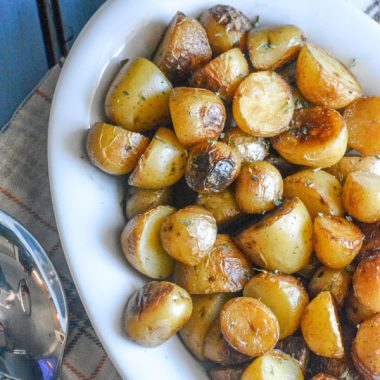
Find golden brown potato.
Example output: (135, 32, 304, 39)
(179, 293, 232, 360)
(233, 71, 294, 137)
(352, 313, 380, 379)
(311, 374, 337, 380)
(153, 12, 211, 83)
(120, 205, 176, 279)
(346, 290, 376, 325)
(235, 161, 283, 214)
(199, 5, 251, 55)
(283, 169, 344, 219)
(221, 297, 280, 357)
(272, 107, 348, 168)
(169, 87, 226, 147)
(160, 205, 217, 266)
(313, 215, 364, 268)
(276, 336, 310, 373)
(243, 273, 309, 339)
(247, 25, 305, 70)
(301, 291, 344, 359)
(125, 186, 173, 220)
(296, 43, 363, 109)
(124, 281, 192, 347)
(209, 365, 247, 380)
(86, 122, 149, 175)
(236, 197, 313, 274)
(129, 127, 187, 189)
(185, 141, 241, 194)
(105, 58, 172, 132)
(344, 97, 380, 156)
(191, 48, 249, 103)
(173, 234, 252, 294)
(343, 171, 380, 223)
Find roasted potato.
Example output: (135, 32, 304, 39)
(185, 141, 241, 194)
(247, 25, 305, 70)
(199, 5, 251, 55)
(233, 71, 294, 137)
(235, 161, 283, 214)
(153, 12, 211, 83)
(221, 297, 280, 357)
(120, 205, 176, 279)
(311, 374, 337, 380)
(125, 186, 173, 220)
(301, 291, 344, 358)
(241, 351, 304, 380)
(344, 96, 380, 156)
(272, 107, 348, 168)
(346, 290, 376, 325)
(209, 365, 247, 380)
(129, 127, 187, 189)
(276, 336, 310, 373)
(124, 281, 192, 347)
(343, 171, 380, 223)
(160, 205, 217, 266)
(236, 197, 313, 274)
(86, 122, 149, 175)
(283, 169, 344, 219)
(296, 43, 363, 109)
(169, 87, 226, 147)
(313, 215, 364, 268)
(191, 47, 249, 103)
(243, 273, 309, 339)
(105, 58, 172, 132)
(173, 234, 252, 294)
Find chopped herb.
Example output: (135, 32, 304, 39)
(294, 98, 303, 109)
(181, 220, 192, 226)
(139, 93, 146, 101)
(238, 73, 248, 78)
(219, 132, 225, 139)
(339, 368, 350, 378)
(122, 90, 129, 96)
(274, 198, 282, 206)
(349, 58, 358, 68)
(208, 140, 217, 146)
(253, 267, 267, 274)
(313, 167, 321, 172)
(345, 215, 353, 222)
(253, 15, 260, 28)
(376, 155, 380, 160)
(188, 111, 192, 118)
(302, 127, 308, 135)
(258, 42, 277, 50)
(120, 58, 130, 66)
(283, 102, 293, 113)
(251, 174, 259, 181)
(304, 180, 313, 187)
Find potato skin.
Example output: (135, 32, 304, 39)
(346, 289, 376, 325)
(124, 281, 192, 347)
(276, 336, 310, 373)
(105, 58, 172, 132)
(153, 12, 211, 83)
(86, 122, 149, 175)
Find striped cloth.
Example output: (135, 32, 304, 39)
(0, 1, 378, 379)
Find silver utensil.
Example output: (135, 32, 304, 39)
(0, 209, 68, 380)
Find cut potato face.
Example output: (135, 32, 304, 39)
(221, 297, 280, 357)
(236, 197, 313, 274)
(173, 234, 252, 294)
(344, 96, 380, 156)
(343, 171, 380, 223)
(86, 122, 149, 175)
(120, 205, 176, 279)
(124, 281, 192, 347)
(272, 107, 348, 168)
(129, 127, 187, 189)
(105, 58, 172, 132)
(247, 25, 305, 71)
(276, 336, 310, 373)
(296, 43, 363, 109)
(233, 71, 294, 137)
(301, 291, 344, 358)
(169, 87, 226, 147)
(243, 273, 309, 339)
(283, 169, 344, 219)
(313, 215, 363, 268)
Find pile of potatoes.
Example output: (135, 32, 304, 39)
(86, 4, 380, 380)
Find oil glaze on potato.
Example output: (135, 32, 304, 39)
(105, 58, 172, 132)
(221, 297, 280, 357)
(124, 281, 192, 347)
(296, 43, 363, 109)
(236, 197, 313, 274)
(272, 107, 348, 168)
(233, 71, 294, 137)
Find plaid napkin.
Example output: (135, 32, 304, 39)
(0, 1, 378, 379)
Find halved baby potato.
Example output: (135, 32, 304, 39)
(86, 122, 149, 175)
(283, 169, 344, 219)
(105, 57, 172, 132)
(296, 43, 363, 109)
(221, 297, 280, 357)
(236, 197, 313, 274)
(233, 71, 294, 137)
(129, 127, 187, 189)
(120, 205, 176, 279)
(272, 107, 348, 168)
(247, 25, 305, 70)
